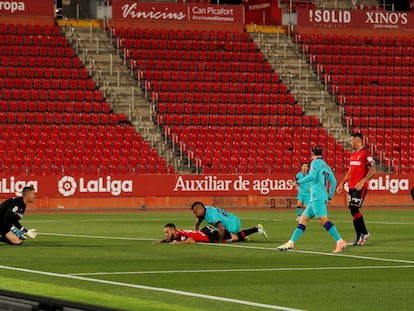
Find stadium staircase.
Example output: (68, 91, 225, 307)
(251, 31, 350, 145)
(62, 23, 189, 172)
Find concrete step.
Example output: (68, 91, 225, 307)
(64, 25, 196, 173)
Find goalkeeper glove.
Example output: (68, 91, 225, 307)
(21, 227, 38, 239)
(26, 229, 38, 239)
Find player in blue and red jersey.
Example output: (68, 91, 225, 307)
(336, 133, 376, 246)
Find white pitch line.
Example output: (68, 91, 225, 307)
(39, 232, 154, 241)
(0, 264, 307, 311)
(68, 265, 414, 276)
(200, 242, 414, 264)
(40, 232, 414, 265)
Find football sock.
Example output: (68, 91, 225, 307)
(352, 211, 368, 237)
(323, 221, 341, 242)
(350, 207, 362, 239)
(290, 224, 306, 242)
(296, 206, 302, 217)
(236, 227, 259, 241)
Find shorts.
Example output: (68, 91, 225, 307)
(200, 227, 232, 242)
(348, 188, 368, 208)
(297, 192, 310, 206)
(303, 192, 328, 219)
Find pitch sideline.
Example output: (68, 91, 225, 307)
(0, 264, 306, 311)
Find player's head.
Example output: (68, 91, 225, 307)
(350, 132, 363, 149)
(164, 223, 177, 241)
(191, 201, 206, 218)
(300, 162, 309, 173)
(311, 145, 323, 157)
(22, 185, 36, 203)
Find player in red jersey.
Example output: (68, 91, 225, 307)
(156, 223, 267, 244)
(336, 133, 376, 246)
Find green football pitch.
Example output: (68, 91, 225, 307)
(0, 208, 413, 311)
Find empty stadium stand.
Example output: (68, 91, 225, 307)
(298, 32, 414, 174)
(0, 23, 174, 175)
(111, 27, 350, 174)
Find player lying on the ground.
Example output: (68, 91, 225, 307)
(155, 223, 267, 244)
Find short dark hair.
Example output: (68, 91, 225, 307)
(191, 201, 205, 210)
(351, 132, 363, 140)
(311, 145, 323, 156)
(22, 186, 35, 195)
(164, 223, 177, 229)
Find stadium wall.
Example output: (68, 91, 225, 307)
(0, 174, 411, 209)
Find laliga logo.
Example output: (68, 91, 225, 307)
(58, 176, 77, 197)
(58, 176, 133, 197)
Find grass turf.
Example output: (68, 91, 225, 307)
(0, 209, 413, 311)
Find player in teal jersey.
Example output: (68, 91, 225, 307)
(294, 162, 310, 221)
(277, 146, 347, 254)
(191, 202, 267, 243)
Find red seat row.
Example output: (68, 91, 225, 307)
(0, 55, 82, 68)
(157, 114, 317, 127)
(0, 35, 68, 47)
(153, 91, 295, 105)
(1, 89, 104, 101)
(0, 77, 96, 90)
(0, 112, 123, 125)
(297, 33, 414, 47)
(146, 81, 287, 94)
(127, 48, 265, 63)
(0, 45, 74, 57)
(118, 38, 257, 52)
(338, 95, 412, 107)
(0, 24, 61, 36)
(134, 59, 272, 73)
(306, 44, 411, 57)
(142, 70, 279, 84)
(112, 27, 250, 42)
(0, 66, 89, 79)
(156, 103, 302, 116)
(0, 100, 111, 113)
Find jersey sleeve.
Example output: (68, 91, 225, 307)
(365, 150, 376, 168)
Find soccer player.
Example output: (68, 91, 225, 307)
(336, 132, 376, 246)
(0, 186, 38, 245)
(294, 162, 310, 221)
(157, 223, 267, 244)
(191, 201, 267, 242)
(277, 146, 347, 254)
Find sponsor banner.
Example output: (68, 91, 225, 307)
(0, 174, 411, 197)
(297, 8, 414, 29)
(112, 0, 244, 24)
(0, 0, 54, 16)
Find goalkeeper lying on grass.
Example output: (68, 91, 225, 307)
(0, 186, 38, 245)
